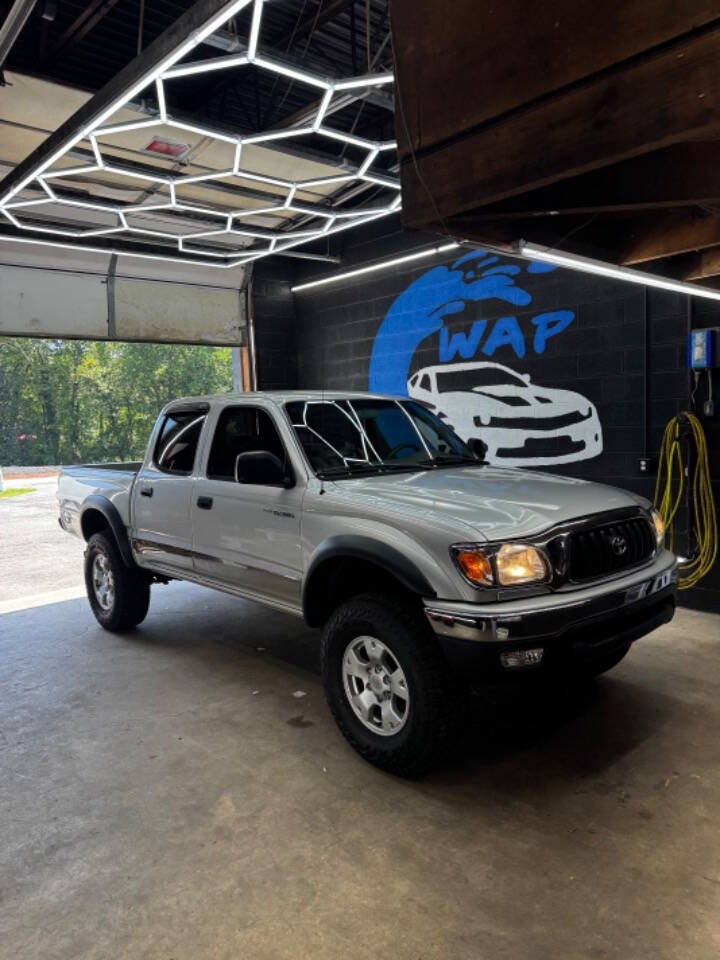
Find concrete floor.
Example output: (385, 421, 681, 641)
(2, 490, 720, 959)
(0, 478, 84, 605)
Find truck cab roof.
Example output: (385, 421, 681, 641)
(164, 390, 405, 411)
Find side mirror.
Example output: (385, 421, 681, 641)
(235, 451, 293, 487)
(469, 437, 488, 462)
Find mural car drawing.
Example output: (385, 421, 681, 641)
(369, 248, 604, 468)
(407, 361, 603, 467)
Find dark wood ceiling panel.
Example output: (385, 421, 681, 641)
(391, 0, 720, 284)
(392, 0, 720, 157)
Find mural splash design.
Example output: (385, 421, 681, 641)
(368, 249, 603, 467)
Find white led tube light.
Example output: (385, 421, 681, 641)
(334, 73, 394, 90)
(0, 0, 401, 269)
(247, 0, 263, 60)
(292, 243, 459, 292)
(1, 0, 254, 204)
(520, 243, 720, 303)
(162, 53, 249, 79)
(252, 55, 331, 90)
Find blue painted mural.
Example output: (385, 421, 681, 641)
(368, 249, 603, 467)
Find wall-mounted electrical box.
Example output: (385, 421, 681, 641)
(689, 328, 718, 369)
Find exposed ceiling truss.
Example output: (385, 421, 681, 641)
(0, 0, 399, 268)
(0, 0, 38, 71)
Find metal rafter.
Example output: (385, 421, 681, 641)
(42, 0, 122, 64)
(0, 0, 38, 70)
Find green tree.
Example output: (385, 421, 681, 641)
(0, 338, 233, 466)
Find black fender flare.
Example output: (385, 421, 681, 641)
(80, 495, 135, 567)
(302, 535, 436, 625)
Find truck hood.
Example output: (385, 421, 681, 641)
(329, 465, 648, 541)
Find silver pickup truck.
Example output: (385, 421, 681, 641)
(58, 391, 677, 776)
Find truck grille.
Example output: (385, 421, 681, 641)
(568, 516, 655, 582)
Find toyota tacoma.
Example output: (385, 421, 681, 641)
(57, 391, 677, 776)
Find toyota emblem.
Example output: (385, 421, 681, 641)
(611, 535, 628, 556)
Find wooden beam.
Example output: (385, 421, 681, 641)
(642, 259, 720, 287)
(685, 246, 720, 279)
(621, 211, 720, 264)
(391, 0, 720, 158)
(463, 144, 720, 220)
(399, 25, 720, 232)
(669, 273, 720, 290)
(651, 248, 720, 280)
(442, 212, 622, 263)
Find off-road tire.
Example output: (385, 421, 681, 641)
(321, 593, 456, 778)
(84, 532, 150, 631)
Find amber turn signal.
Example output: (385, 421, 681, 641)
(454, 549, 494, 586)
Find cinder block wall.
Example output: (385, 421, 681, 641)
(251, 259, 297, 390)
(252, 218, 719, 613)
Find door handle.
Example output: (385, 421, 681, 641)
(197, 496, 213, 510)
(139, 486, 153, 498)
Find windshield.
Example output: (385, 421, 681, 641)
(436, 367, 527, 392)
(285, 398, 478, 478)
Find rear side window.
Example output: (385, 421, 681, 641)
(154, 411, 205, 475)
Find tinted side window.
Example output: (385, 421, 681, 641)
(154, 412, 205, 475)
(207, 406, 288, 482)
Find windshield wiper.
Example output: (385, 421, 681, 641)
(416, 455, 485, 468)
(316, 460, 434, 480)
(377, 461, 434, 471)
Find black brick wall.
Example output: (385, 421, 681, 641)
(254, 218, 719, 613)
(251, 259, 297, 390)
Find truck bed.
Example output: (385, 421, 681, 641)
(57, 463, 141, 538)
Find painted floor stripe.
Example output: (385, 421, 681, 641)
(0, 585, 86, 615)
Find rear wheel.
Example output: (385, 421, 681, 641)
(321, 593, 456, 778)
(84, 532, 150, 631)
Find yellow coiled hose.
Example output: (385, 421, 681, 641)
(654, 412, 717, 590)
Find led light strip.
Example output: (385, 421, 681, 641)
(0, 0, 399, 268)
(519, 243, 720, 302)
(0, 232, 244, 268)
(291, 243, 460, 292)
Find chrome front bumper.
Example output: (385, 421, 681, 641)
(424, 551, 678, 646)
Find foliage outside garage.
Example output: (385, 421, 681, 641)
(0, 339, 233, 466)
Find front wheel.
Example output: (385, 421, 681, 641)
(84, 532, 150, 631)
(321, 593, 456, 778)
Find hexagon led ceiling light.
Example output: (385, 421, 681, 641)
(0, 0, 399, 269)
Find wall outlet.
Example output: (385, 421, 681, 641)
(638, 457, 654, 474)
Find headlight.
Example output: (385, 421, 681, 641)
(451, 543, 550, 587)
(650, 508, 665, 547)
(495, 543, 550, 586)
